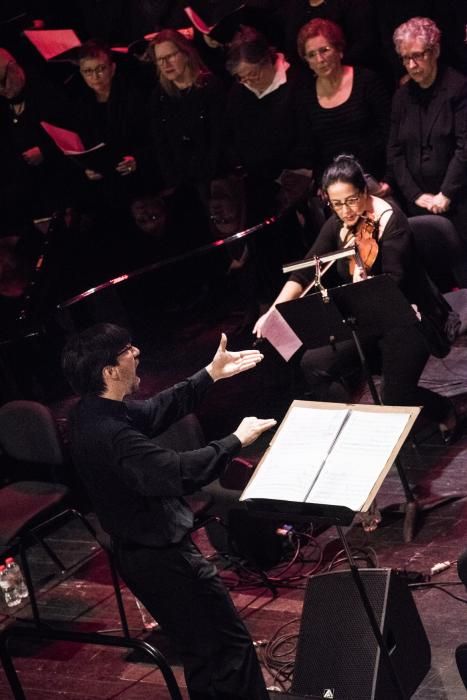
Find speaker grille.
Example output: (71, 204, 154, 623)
(292, 568, 430, 700)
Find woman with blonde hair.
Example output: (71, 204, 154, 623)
(150, 29, 225, 189)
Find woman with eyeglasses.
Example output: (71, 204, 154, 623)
(254, 154, 458, 439)
(387, 17, 467, 240)
(74, 40, 150, 186)
(296, 18, 390, 194)
(149, 29, 226, 192)
(281, 0, 377, 69)
(223, 25, 313, 190)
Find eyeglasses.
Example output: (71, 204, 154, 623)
(0, 61, 13, 91)
(400, 48, 432, 65)
(304, 46, 334, 61)
(80, 63, 111, 78)
(234, 66, 262, 83)
(329, 193, 361, 210)
(116, 343, 134, 358)
(156, 49, 180, 65)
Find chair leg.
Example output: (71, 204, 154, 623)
(32, 532, 67, 573)
(19, 541, 41, 630)
(69, 509, 97, 539)
(105, 550, 130, 637)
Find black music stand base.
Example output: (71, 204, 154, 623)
(345, 322, 465, 543)
(383, 494, 465, 543)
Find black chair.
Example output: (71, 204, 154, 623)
(408, 215, 467, 292)
(0, 400, 128, 633)
(155, 414, 283, 573)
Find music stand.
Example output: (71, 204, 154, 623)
(276, 274, 461, 542)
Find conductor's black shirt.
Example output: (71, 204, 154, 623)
(69, 369, 241, 547)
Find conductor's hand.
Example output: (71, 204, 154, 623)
(234, 417, 277, 447)
(206, 333, 264, 382)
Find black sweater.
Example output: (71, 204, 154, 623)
(298, 66, 390, 180)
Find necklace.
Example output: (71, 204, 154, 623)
(9, 101, 25, 124)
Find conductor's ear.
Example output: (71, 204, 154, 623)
(102, 364, 118, 383)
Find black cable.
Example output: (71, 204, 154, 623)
(410, 581, 467, 603)
(260, 618, 301, 691)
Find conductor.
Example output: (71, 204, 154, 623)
(62, 323, 275, 700)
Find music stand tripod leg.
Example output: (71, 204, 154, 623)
(336, 525, 408, 700)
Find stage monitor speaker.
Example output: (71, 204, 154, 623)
(292, 568, 431, 700)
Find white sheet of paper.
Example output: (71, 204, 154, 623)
(240, 406, 348, 502)
(305, 411, 410, 510)
(262, 307, 302, 361)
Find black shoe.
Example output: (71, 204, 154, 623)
(439, 408, 466, 445)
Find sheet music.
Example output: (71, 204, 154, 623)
(261, 307, 302, 361)
(305, 411, 410, 510)
(24, 29, 81, 60)
(40, 121, 85, 152)
(240, 406, 348, 502)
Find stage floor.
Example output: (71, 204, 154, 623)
(1, 309, 467, 699)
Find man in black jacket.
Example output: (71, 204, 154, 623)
(62, 323, 274, 700)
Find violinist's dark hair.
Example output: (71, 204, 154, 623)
(62, 323, 131, 396)
(321, 154, 367, 194)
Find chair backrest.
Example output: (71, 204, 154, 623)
(0, 400, 63, 465)
(154, 413, 205, 451)
(408, 215, 462, 291)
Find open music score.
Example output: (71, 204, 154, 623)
(240, 401, 420, 514)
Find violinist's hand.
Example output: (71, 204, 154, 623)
(253, 308, 273, 339)
(352, 264, 366, 283)
(85, 168, 104, 181)
(22, 146, 43, 166)
(430, 192, 450, 214)
(233, 416, 277, 447)
(206, 333, 264, 381)
(116, 155, 137, 176)
(414, 193, 435, 210)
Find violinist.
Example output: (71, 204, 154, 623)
(254, 154, 458, 438)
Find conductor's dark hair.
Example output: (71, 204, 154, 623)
(321, 154, 367, 194)
(61, 323, 131, 396)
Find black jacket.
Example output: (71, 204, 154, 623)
(387, 65, 467, 208)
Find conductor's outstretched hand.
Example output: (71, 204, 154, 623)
(234, 416, 277, 447)
(206, 333, 264, 382)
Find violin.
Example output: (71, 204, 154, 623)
(345, 215, 379, 277)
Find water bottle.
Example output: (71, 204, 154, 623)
(0, 564, 21, 607)
(4, 557, 28, 599)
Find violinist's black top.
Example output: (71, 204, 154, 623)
(289, 203, 446, 320)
